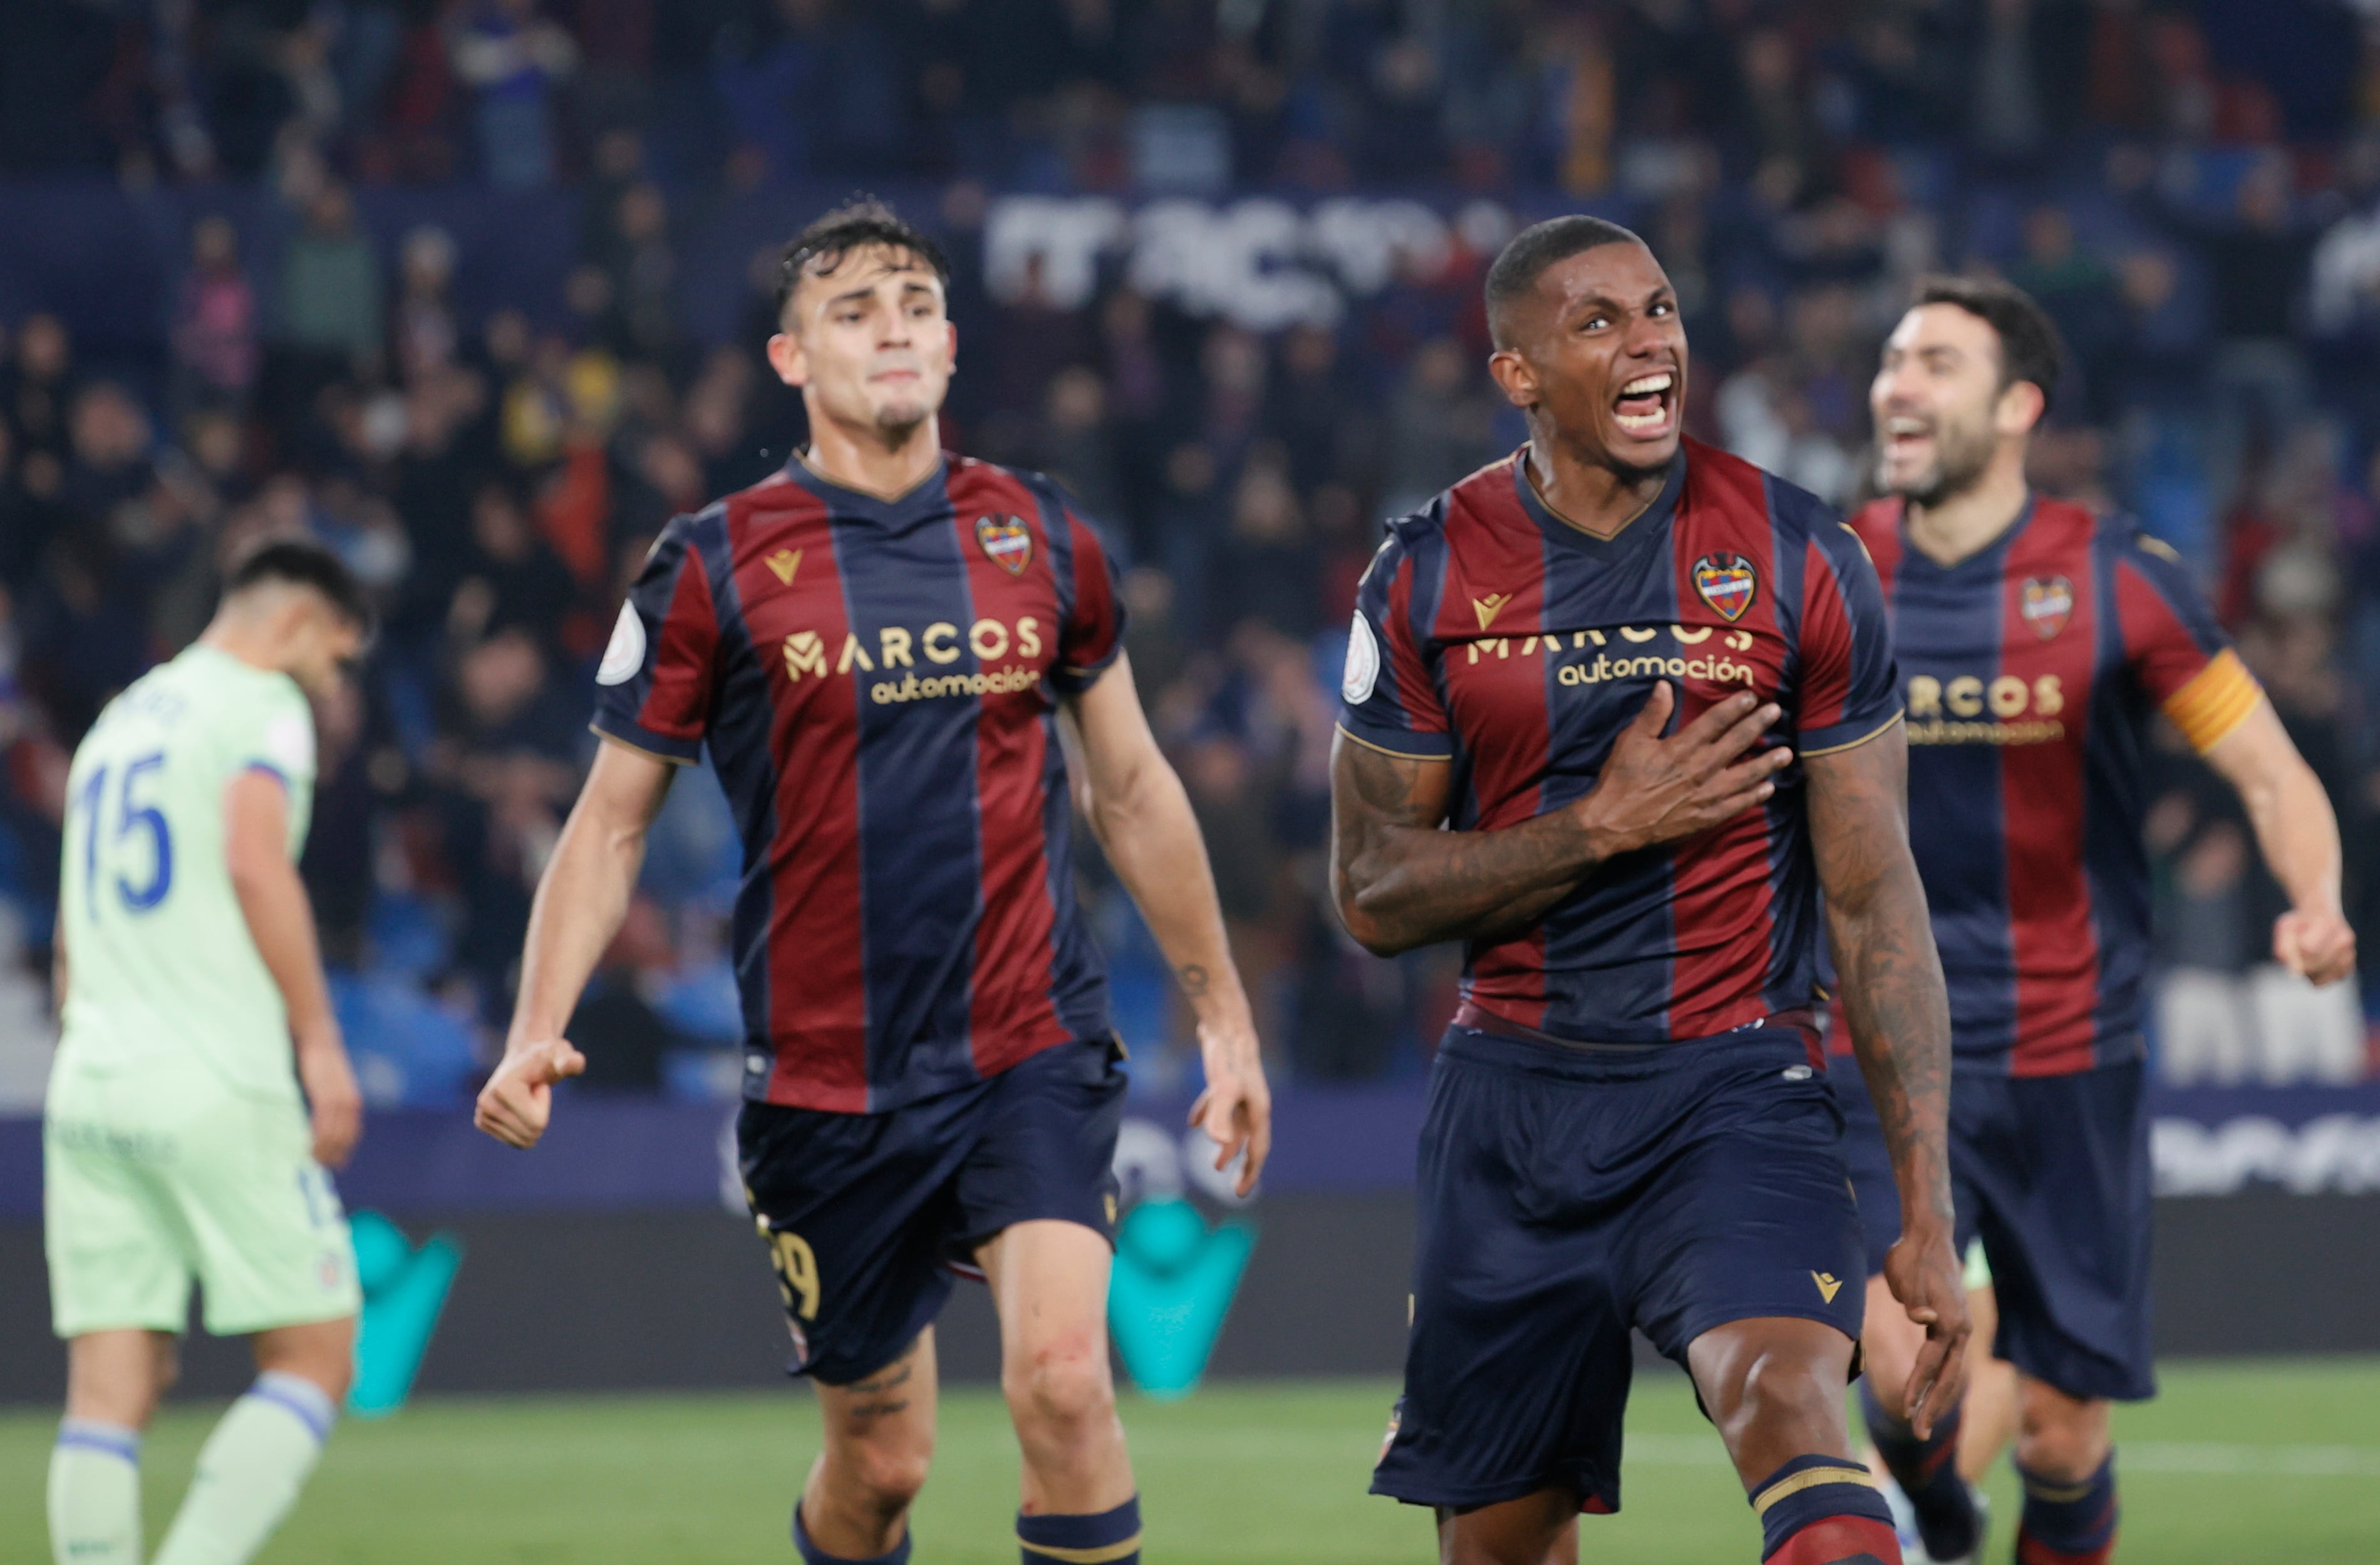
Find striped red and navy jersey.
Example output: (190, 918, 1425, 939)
(1841, 493, 2258, 1077)
(592, 454, 1127, 1113)
(1338, 438, 1901, 1046)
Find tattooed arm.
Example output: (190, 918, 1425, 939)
(1331, 684, 1791, 956)
(1062, 653, 1270, 1194)
(1806, 724, 1970, 1435)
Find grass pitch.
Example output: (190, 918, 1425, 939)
(5, 1361, 2378, 1562)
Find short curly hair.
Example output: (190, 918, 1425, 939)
(773, 198, 950, 326)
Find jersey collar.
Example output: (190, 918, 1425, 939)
(784, 449, 951, 527)
(1511, 447, 1687, 562)
(1899, 490, 2038, 576)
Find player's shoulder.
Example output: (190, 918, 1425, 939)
(1682, 437, 1846, 550)
(2020, 494, 2185, 579)
(1843, 495, 1903, 551)
(652, 492, 736, 552)
(2091, 510, 2208, 614)
(945, 451, 1053, 505)
(1387, 450, 1526, 557)
(947, 453, 1121, 552)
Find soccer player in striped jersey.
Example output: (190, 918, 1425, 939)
(46, 538, 370, 1565)
(1333, 216, 1969, 1565)
(1836, 277, 2356, 1565)
(473, 201, 1270, 1565)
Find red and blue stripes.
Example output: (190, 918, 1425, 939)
(1848, 495, 2245, 1077)
(592, 456, 1120, 1113)
(1338, 439, 1898, 1047)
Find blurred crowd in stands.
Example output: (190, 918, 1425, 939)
(0, 0, 2375, 1104)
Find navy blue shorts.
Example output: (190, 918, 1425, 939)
(1372, 1024, 1866, 1516)
(737, 1037, 1125, 1387)
(1828, 1060, 1905, 1278)
(1831, 1057, 2155, 1403)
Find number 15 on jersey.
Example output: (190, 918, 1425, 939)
(73, 752, 176, 917)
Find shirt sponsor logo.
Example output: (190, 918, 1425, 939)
(1460, 624, 1764, 693)
(976, 514, 1034, 574)
(1692, 552, 1759, 621)
(1905, 672, 2066, 745)
(782, 617, 1047, 700)
(2021, 575, 2073, 639)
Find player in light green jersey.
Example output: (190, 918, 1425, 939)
(45, 537, 370, 1565)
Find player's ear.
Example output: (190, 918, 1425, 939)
(1996, 378, 2046, 438)
(945, 319, 958, 376)
(1487, 346, 1537, 410)
(766, 331, 808, 389)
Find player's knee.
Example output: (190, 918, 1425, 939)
(1004, 1330, 1115, 1440)
(1717, 1348, 1837, 1448)
(839, 1436, 932, 1513)
(254, 1323, 355, 1407)
(1858, 1336, 1913, 1409)
(2015, 1391, 2109, 1482)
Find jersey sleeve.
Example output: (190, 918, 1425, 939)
(234, 679, 318, 794)
(1794, 522, 1903, 755)
(1337, 530, 1454, 759)
(2114, 530, 2260, 753)
(591, 512, 721, 764)
(1051, 505, 1129, 694)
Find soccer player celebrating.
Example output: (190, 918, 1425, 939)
(46, 539, 371, 1565)
(473, 201, 1270, 1565)
(1333, 214, 1969, 1565)
(1839, 277, 2355, 1565)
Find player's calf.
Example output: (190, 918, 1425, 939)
(51, 1335, 163, 1565)
(2014, 1380, 2117, 1564)
(152, 1316, 352, 1565)
(1855, 1278, 1979, 1562)
(985, 1220, 1141, 1565)
(802, 1338, 937, 1565)
(1692, 1319, 1902, 1563)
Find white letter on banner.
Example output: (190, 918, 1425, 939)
(986, 196, 1125, 309)
(1309, 198, 1451, 295)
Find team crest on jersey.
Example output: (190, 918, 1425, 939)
(2020, 576, 2073, 640)
(1691, 552, 1759, 622)
(976, 514, 1033, 575)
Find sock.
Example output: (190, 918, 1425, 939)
(1018, 1495, 1142, 1565)
(1861, 1379, 1978, 1558)
(151, 1372, 336, 1565)
(792, 1503, 911, 1565)
(50, 1418, 143, 1565)
(1750, 1455, 1901, 1564)
(2016, 1452, 2118, 1565)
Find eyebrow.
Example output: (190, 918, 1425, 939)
(820, 276, 941, 309)
(1566, 284, 1675, 316)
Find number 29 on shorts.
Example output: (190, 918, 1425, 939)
(758, 1220, 820, 1322)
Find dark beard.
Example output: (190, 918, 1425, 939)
(1890, 424, 1993, 507)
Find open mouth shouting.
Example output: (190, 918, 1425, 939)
(1612, 368, 1679, 441)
